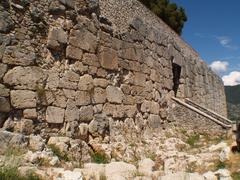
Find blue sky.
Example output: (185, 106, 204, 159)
(172, 0, 240, 86)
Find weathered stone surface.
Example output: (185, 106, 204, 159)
(49, 0, 66, 14)
(0, 130, 27, 149)
(3, 66, 47, 90)
(79, 105, 93, 122)
(0, 84, 9, 97)
(148, 114, 161, 128)
(0, 63, 7, 79)
(89, 114, 109, 137)
(66, 45, 83, 60)
(0, 10, 14, 33)
(47, 27, 67, 50)
(69, 28, 97, 53)
(138, 158, 155, 177)
(93, 87, 106, 104)
(0, 97, 10, 112)
(105, 162, 137, 180)
(93, 78, 109, 88)
(23, 109, 37, 119)
(106, 86, 124, 104)
(11, 90, 36, 109)
(78, 74, 94, 91)
(65, 99, 79, 122)
(46, 106, 65, 124)
(75, 91, 91, 106)
(2, 46, 36, 66)
(79, 123, 89, 138)
(29, 135, 45, 151)
(15, 119, 33, 135)
(99, 47, 118, 70)
(83, 53, 100, 67)
(134, 72, 146, 86)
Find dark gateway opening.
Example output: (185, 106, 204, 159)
(172, 62, 181, 97)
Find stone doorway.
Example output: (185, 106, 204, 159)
(172, 62, 181, 97)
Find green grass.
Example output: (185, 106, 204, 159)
(3, 146, 26, 157)
(91, 152, 108, 164)
(0, 167, 40, 180)
(186, 134, 200, 147)
(232, 172, 240, 180)
(48, 144, 69, 162)
(215, 160, 226, 170)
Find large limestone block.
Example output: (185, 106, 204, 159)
(134, 72, 146, 87)
(66, 45, 83, 60)
(78, 74, 93, 91)
(46, 106, 65, 124)
(75, 91, 91, 106)
(105, 162, 137, 180)
(10, 90, 36, 109)
(0, 97, 10, 112)
(47, 27, 67, 50)
(89, 114, 109, 137)
(23, 109, 37, 119)
(99, 47, 118, 70)
(106, 86, 124, 104)
(2, 46, 36, 66)
(3, 66, 47, 90)
(148, 114, 161, 129)
(79, 105, 93, 122)
(65, 99, 79, 122)
(69, 28, 97, 53)
(82, 53, 100, 67)
(93, 87, 106, 104)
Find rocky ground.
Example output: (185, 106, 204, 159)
(0, 127, 238, 180)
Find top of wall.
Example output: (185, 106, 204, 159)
(99, 0, 223, 83)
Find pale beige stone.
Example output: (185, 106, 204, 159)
(46, 106, 65, 124)
(11, 90, 36, 109)
(23, 109, 37, 119)
(75, 91, 91, 106)
(106, 86, 124, 104)
(79, 105, 94, 122)
(99, 47, 118, 70)
(78, 74, 94, 91)
(93, 87, 106, 104)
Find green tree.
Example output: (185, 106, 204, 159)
(139, 0, 187, 35)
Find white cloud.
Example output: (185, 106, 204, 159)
(210, 61, 229, 74)
(216, 36, 238, 50)
(222, 71, 240, 86)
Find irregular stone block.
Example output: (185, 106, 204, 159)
(0, 10, 14, 33)
(2, 46, 36, 66)
(148, 114, 161, 129)
(3, 66, 47, 90)
(75, 91, 91, 106)
(82, 53, 100, 67)
(23, 109, 37, 119)
(0, 84, 10, 97)
(93, 87, 106, 104)
(99, 47, 118, 70)
(134, 72, 146, 87)
(15, 119, 33, 135)
(78, 74, 94, 91)
(0, 97, 10, 112)
(106, 86, 124, 104)
(89, 114, 109, 137)
(46, 106, 65, 124)
(0, 63, 7, 79)
(66, 45, 83, 60)
(47, 27, 67, 50)
(93, 78, 109, 88)
(79, 105, 93, 122)
(69, 28, 97, 53)
(10, 90, 36, 109)
(65, 99, 79, 122)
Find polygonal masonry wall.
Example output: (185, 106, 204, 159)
(0, 0, 227, 138)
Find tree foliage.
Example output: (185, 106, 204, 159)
(139, 0, 187, 35)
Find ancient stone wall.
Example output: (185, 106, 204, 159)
(0, 0, 227, 138)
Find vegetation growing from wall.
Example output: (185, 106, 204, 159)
(139, 0, 187, 35)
